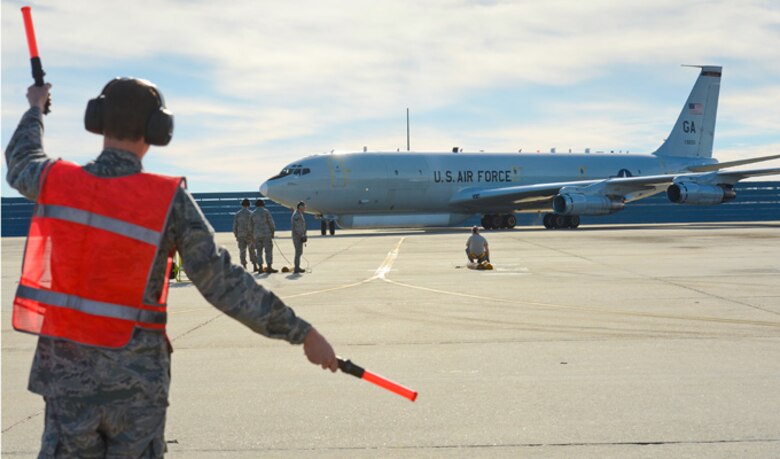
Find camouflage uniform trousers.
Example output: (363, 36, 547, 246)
(293, 236, 305, 270)
(236, 235, 257, 267)
(253, 236, 273, 268)
(38, 397, 166, 458)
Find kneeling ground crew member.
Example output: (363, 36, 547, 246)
(466, 225, 490, 263)
(6, 79, 337, 458)
(233, 198, 258, 271)
(292, 201, 307, 274)
(251, 199, 277, 273)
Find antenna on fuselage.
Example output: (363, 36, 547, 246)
(406, 107, 410, 151)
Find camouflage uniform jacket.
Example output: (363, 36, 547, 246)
(251, 207, 275, 239)
(291, 210, 307, 239)
(233, 207, 252, 237)
(4, 107, 311, 404)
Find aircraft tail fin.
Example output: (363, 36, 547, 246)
(652, 65, 721, 159)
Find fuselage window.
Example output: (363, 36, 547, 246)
(302, 168, 311, 175)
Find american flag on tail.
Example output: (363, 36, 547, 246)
(688, 103, 704, 115)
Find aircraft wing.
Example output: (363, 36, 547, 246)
(449, 167, 780, 212)
(687, 154, 780, 172)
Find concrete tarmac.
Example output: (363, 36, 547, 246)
(3, 222, 780, 458)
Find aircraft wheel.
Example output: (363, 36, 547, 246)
(543, 213, 554, 229)
(554, 214, 567, 229)
(481, 215, 491, 230)
(321, 221, 327, 235)
(504, 214, 517, 228)
(329, 220, 336, 235)
(490, 214, 503, 229)
(568, 215, 580, 229)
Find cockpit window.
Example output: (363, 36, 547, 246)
(268, 165, 310, 180)
(268, 168, 292, 180)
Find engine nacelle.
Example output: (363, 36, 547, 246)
(552, 193, 625, 216)
(666, 182, 736, 205)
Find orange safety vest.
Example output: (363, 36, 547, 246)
(13, 160, 183, 348)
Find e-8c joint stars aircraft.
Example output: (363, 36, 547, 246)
(260, 66, 780, 234)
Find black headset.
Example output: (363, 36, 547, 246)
(84, 77, 174, 146)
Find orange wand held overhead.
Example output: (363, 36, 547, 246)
(21, 6, 50, 114)
(337, 357, 418, 402)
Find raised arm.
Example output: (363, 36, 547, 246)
(4, 84, 55, 201)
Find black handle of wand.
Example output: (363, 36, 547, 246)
(337, 358, 365, 378)
(30, 57, 51, 115)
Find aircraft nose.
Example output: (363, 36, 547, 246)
(259, 181, 269, 197)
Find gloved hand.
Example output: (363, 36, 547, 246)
(302, 236, 308, 243)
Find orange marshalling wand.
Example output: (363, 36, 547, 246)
(337, 358, 418, 402)
(21, 6, 50, 114)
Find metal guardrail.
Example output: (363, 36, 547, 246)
(1, 192, 317, 237)
(3, 183, 779, 237)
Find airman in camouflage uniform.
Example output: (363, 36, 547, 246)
(291, 201, 308, 274)
(251, 199, 277, 272)
(233, 198, 258, 271)
(6, 82, 338, 458)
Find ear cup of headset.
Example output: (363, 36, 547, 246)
(84, 96, 105, 135)
(145, 107, 174, 146)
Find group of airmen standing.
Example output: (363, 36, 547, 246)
(233, 198, 308, 274)
(235, 197, 491, 275)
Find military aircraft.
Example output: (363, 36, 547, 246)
(260, 66, 780, 234)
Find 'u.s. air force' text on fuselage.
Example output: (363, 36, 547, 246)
(433, 169, 513, 184)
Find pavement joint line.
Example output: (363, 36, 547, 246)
(1, 410, 42, 434)
(357, 300, 768, 339)
(380, 278, 780, 329)
(512, 236, 780, 318)
(147, 437, 780, 453)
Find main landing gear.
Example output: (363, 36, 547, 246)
(481, 213, 517, 230)
(320, 219, 336, 235)
(542, 213, 580, 229)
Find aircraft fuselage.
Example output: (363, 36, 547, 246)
(261, 151, 714, 226)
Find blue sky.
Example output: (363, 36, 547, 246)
(3, 0, 779, 198)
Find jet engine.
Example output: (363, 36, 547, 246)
(552, 193, 625, 216)
(666, 182, 736, 205)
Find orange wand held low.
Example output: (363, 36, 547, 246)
(337, 357, 418, 402)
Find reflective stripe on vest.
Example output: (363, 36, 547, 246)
(34, 204, 163, 245)
(16, 285, 166, 324)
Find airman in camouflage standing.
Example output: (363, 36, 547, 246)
(251, 199, 277, 273)
(5, 80, 338, 458)
(291, 201, 308, 274)
(233, 198, 258, 271)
